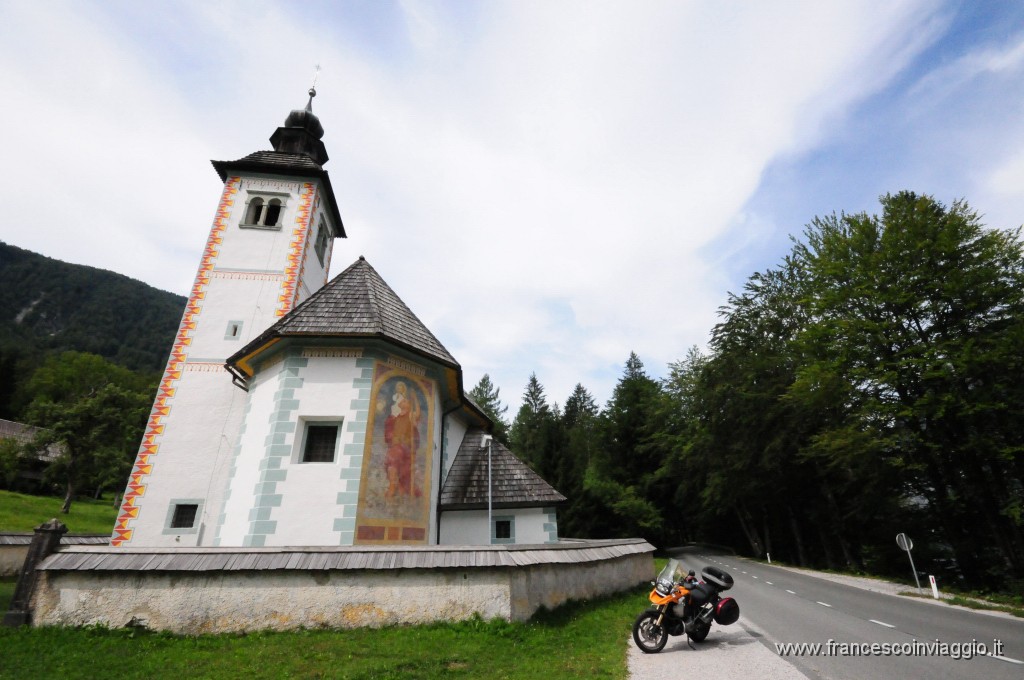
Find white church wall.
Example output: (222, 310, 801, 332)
(270, 351, 364, 546)
(128, 368, 247, 547)
(443, 415, 467, 481)
(213, 363, 282, 546)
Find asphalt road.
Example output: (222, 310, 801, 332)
(658, 547, 1024, 680)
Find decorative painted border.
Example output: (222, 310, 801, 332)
(276, 183, 316, 317)
(111, 177, 241, 547)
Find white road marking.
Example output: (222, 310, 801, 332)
(765, 582, 773, 585)
(988, 654, 1024, 665)
(786, 589, 796, 594)
(816, 601, 832, 608)
(870, 620, 895, 628)
(752, 575, 759, 579)
(741, 571, 748, 574)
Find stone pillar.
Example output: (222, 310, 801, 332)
(2, 518, 67, 627)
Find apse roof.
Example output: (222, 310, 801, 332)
(228, 256, 458, 371)
(440, 429, 567, 510)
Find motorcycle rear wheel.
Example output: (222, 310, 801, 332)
(689, 621, 710, 642)
(632, 610, 669, 653)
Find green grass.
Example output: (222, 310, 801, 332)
(898, 590, 1024, 618)
(0, 587, 649, 679)
(1, 577, 14, 611)
(0, 490, 117, 535)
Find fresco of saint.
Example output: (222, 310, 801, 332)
(355, 363, 434, 543)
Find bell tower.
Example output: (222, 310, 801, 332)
(112, 90, 346, 547)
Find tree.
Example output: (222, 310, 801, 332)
(790, 192, 1024, 584)
(27, 383, 150, 512)
(551, 383, 600, 536)
(510, 373, 557, 479)
(22, 352, 154, 512)
(468, 374, 510, 445)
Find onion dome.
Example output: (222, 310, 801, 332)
(270, 87, 329, 165)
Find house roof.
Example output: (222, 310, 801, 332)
(228, 256, 458, 375)
(211, 150, 345, 238)
(440, 429, 567, 510)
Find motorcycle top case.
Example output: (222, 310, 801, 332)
(701, 566, 734, 591)
(714, 597, 740, 625)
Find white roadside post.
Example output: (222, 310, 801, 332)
(929, 574, 940, 599)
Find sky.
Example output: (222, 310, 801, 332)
(1, 1, 1023, 413)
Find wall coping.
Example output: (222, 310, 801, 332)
(40, 538, 654, 572)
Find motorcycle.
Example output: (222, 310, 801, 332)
(632, 558, 740, 653)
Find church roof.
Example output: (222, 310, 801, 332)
(228, 256, 458, 372)
(214, 150, 324, 175)
(440, 429, 567, 510)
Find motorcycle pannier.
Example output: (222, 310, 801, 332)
(714, 596, 740, 625)
(701, 566, 734, 591)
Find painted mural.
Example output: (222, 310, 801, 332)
(354, 362, 435, 544)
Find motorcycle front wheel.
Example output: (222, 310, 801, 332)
(632, 610, 669, 653)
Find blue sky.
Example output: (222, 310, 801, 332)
(1, 1, 1022, 412)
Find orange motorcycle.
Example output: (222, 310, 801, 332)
(632, 558, 739, 653)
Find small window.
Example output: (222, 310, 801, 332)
(492, 515, 514, 544)
(303, 424, 339, 463)
(225, 320, 244, 340)
(314, 218, 330, 266)
(171, 504, 199, 529)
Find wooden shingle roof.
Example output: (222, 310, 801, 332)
(440, 429, 567, 510)
(39, 539, 652, 572)
(229, 257, 458, 370)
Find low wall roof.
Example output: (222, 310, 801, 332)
(39, 538, 653, 572)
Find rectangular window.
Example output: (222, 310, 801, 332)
(492, 515, 515, 544)
(302, 423, 339, 463)
(314, 218, 329, 266)
(224, 320, 244, 340)
(495, 520, 511, 540)
(171, 504, 199, 529)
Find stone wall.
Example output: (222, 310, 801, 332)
(30, 541, 653, 633)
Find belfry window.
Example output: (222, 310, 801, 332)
(264, 199, 282, 227)
(242, 193, 288, 230)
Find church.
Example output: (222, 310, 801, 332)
(112, 89, 565, 549)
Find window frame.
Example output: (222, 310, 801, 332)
(294, 417, 343, 464)
(163, 499, 204, 535)
(240, 191, 290, 230)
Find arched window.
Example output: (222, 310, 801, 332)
(241, 193, 288, 230)
(264, 199, 282, 227)
(245, 197, 265, 226)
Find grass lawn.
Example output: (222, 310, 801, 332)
(0, 586, 647, 680)
(0, 490, 117, 535)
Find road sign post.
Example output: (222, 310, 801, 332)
(896, 533, 922, 593)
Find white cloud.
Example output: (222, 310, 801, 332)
(0, 0, 955, 404)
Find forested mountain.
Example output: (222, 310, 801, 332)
(0, 242, 185, 419)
